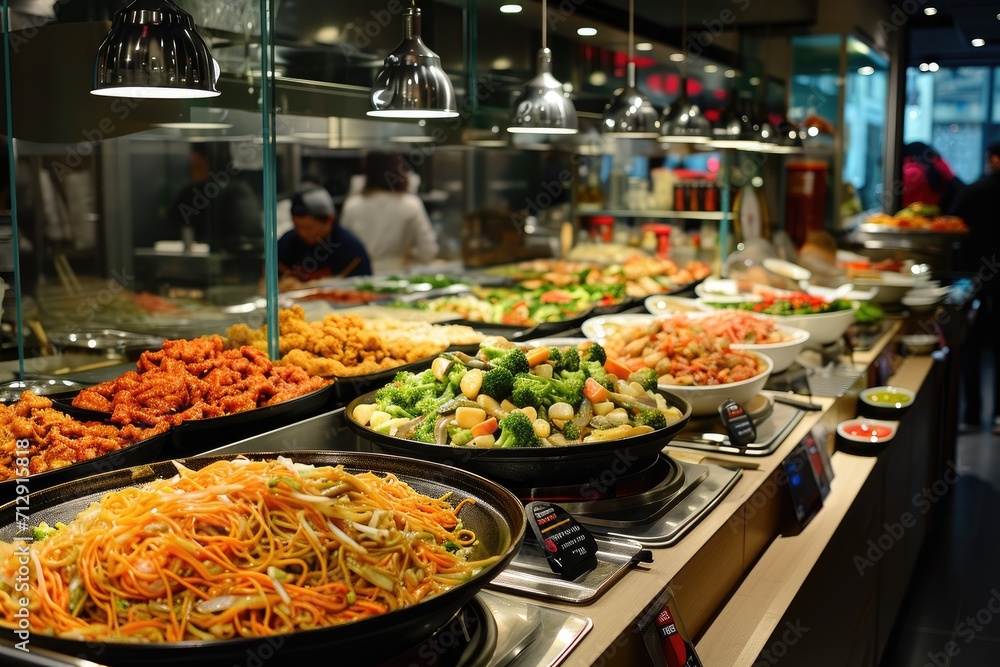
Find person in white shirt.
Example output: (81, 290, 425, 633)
(339, 153, 439, 273)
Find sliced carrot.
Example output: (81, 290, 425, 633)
(583, 377, 609, 403)
(604, 358, 632, 381)
(471, 417, 498, 437)
(526, 347, 551, 367)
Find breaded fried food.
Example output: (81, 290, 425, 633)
(72, 335, 331, 427)
(0, 392, 169, 480)
(225, 307, 485, 378)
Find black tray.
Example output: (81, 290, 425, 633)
(0, 451, 526, 666)
(0, 429, 169, 505)
(345, 388, 693, 488)
(53, 383, 337, 454)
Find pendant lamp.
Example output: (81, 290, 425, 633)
(660, 0, 712, 143)
(507, 0, 578, 134)
(92, 0, 220, 98)
(602, 0, 660, 138)
(368, 3, 458, 119)
(709, 89, 762, 150)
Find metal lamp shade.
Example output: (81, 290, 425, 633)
(508, 48, 578, 135)
(769, 116, 804, 154)
(368, 7, 458, 119)
(659, 79, 711, 144)
(91, 0, 220, 99)
(602, 62, 659, 138)
(708, 95, 762, 150)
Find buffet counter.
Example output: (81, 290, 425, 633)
(200, 318, 947, 666)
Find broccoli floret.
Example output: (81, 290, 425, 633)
(411, 416, 439, 443)
(415, 387, 455, 416)
(582, 361, 615, 391)
(496, 411, 542, 448)
(561, 421, 581, 440)
(635, 408, 667, 430)
(488, 348, 530, 376)
(511, 381, 541, 410)
(561, 347, 581, 373)
(628, 368, 660, 392)
(480, 366, 515, 400)
(547, 347, 563, 370)
(581, 341, 607, 365)
(374, 382, 408, 408)
(511, 373, 584, 409)
(444, 364, 468, 394)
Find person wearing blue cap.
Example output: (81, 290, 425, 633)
(277, 187, 371, 285)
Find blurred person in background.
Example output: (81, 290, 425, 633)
(277, 187, 371, 287)
(167, 143, 262, 253)
(901, 142, 963, 213)
(952, 142, 1000, 435)
(339, 152, 438, 273)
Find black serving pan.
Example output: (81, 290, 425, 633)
(345, 389, 693, 488)
(0, 429, 169, 506)
(0, 451, 526, 666)
(53, 383, 337, 454)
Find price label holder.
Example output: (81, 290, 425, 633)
(525, 502, 599, 580)
(780, 438, 824, 535)
(638, 585, 704, 667)
(718, 398, 757, 449)
(803, 423, 834, 499)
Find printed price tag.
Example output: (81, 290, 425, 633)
(718, 398, 757, 448)
(525, 502, 598, 580)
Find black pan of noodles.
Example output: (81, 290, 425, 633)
(0, 451, 526, 666)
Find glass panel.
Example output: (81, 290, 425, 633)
(843, 35, 888, 213)
(1, 4, 269, 379)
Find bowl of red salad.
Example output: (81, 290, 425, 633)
(700, 291, 855, 345)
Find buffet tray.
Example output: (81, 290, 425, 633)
(852, 223, 967, 251)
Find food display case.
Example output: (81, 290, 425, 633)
(0, 2, 976, 666)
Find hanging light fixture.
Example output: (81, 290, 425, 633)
(507, 0, 578, 134)
(660, 0, 712, 144)
(91, 0, 220, 98)
(368, 2, 458, 118)
(707, 25, 764, 150)
(602, 0, 660, 138)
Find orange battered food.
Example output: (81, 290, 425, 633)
(226, 307, 483, 377)
(0, 391, 168, 480)
(72, 336, 331, 427)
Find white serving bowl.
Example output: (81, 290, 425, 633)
(901, 292, 944, 315)
(761, 308, 856, 346)
(659, 353, 773, 416)
(696, 299, 856, 347)
(644, 295, 714, 316)
(694, 279, 764, 303)
(730, 324, 811, 373)
(581, 314, 659, 343)
(800, 283, 879, 303)
(851, 272, 920, 304)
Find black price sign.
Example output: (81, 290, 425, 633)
(718, 398, 757, 448)
(526, 501, 599, 580)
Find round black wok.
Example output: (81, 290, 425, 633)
(0, 451, 526, 666)
(345, 389, 693, 488)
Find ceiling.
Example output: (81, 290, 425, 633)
(907, 0, 1000, 65)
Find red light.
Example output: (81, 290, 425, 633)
(713, 89, 728, 100)
(705, 109, 721, 122)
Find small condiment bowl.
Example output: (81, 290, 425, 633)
(836, 418, 898, 455)
(858, 385, 915, 420)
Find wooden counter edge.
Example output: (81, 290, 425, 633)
(694, 353, 936, 666)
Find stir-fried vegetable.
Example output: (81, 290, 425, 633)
(353, 338, 684, 447)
